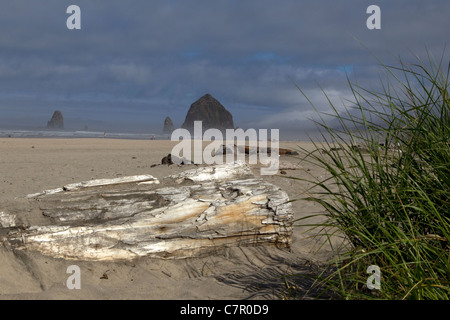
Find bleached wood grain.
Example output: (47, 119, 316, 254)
(8, 162, 292, 260)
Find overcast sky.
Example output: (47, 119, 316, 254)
(0, 0, 448, 138)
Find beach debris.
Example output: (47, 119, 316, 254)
(161, 154, 192, 166)
(100, 270, 110, 280)
(279, 148, 299, 155)
(161, 153, 173, 165)
(214, 144, 299, 156)
(214, 144, 236, 156)
(240, 145, 299, 156)
(7, 162, 293, 261)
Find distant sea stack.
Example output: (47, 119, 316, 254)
(47, 110, 64, 130)
(163, 116, 175, 134)
(181, 94, 234, 133)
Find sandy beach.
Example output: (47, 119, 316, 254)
(0, 138, 337, 299)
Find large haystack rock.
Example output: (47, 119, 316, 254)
(163, 116, 175, 134)
(181, 94, 234, 132)
(46, 111, 64, 129)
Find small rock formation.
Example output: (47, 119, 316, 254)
(163, 116, 175, 134)
(46, 111, 64, 129)
(6, 162, 293, 261)
(181, 94, 234, 133)
(161, 154, 173, 165)
(161, 153, 192, 166)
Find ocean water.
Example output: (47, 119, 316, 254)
(0, 129, 169, 140)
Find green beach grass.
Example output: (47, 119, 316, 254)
(293, 52, 449, 299)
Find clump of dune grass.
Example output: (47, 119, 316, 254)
(295, 52, 449, 300)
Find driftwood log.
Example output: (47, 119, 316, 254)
(215, 144, 299, 156)
(6, 162, 293, 261)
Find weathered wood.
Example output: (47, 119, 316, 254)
(7, 162, 293, 261)
(215, 144, 299, 156)
(25, 175, 159, 198)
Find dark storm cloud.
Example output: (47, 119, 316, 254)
(0, 0, 448, 135)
